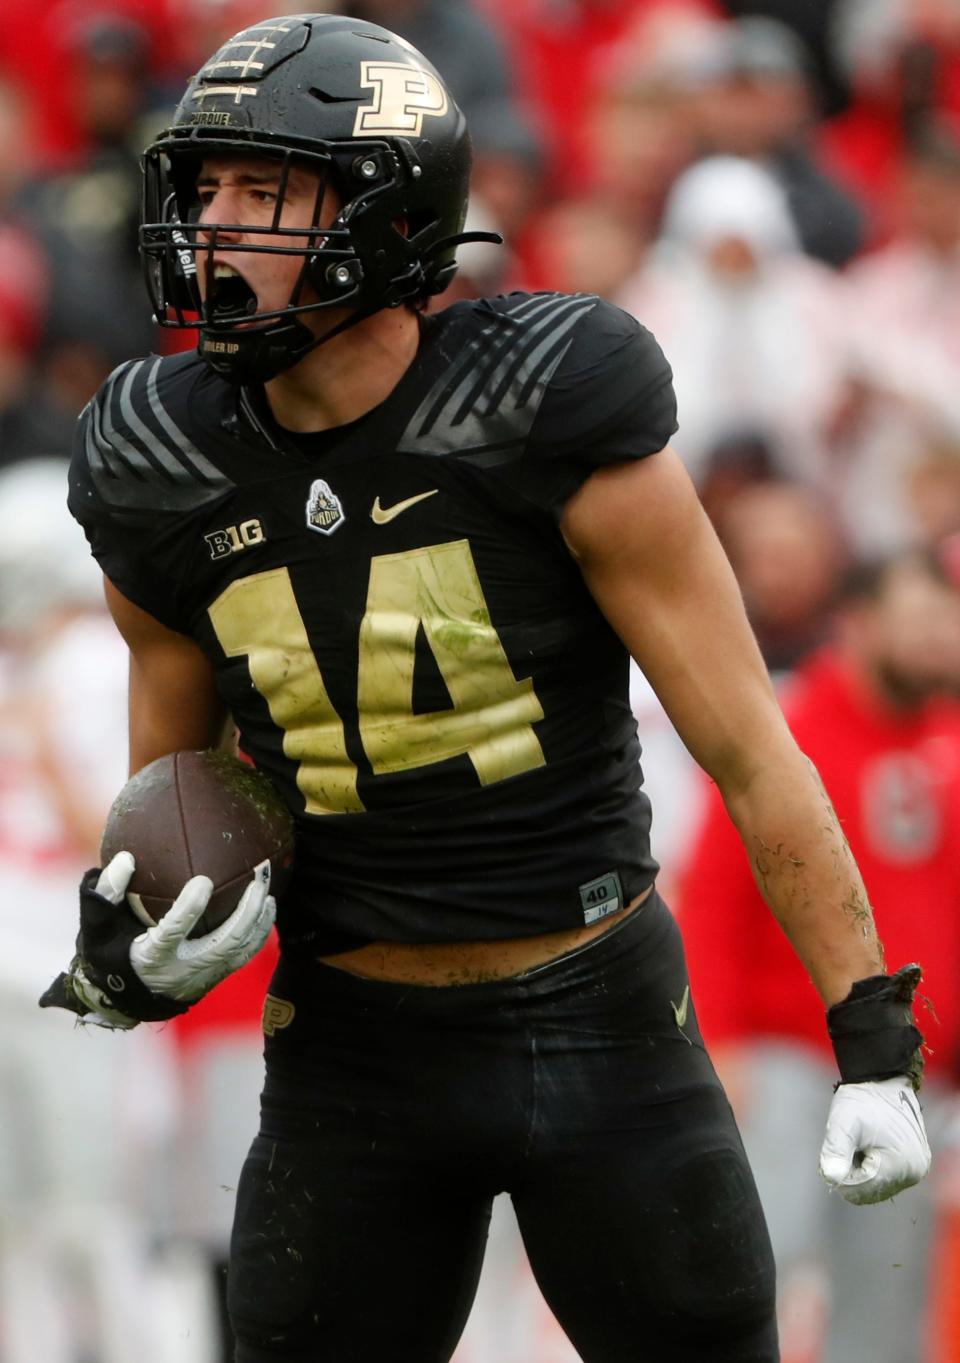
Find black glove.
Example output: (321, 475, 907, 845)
(39, 865, 189, 1027)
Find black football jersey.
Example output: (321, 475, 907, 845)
(69, 292, 678, 953)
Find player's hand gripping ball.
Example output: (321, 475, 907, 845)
(40, 751, 294, 1027)
(99, 749, 295, 936)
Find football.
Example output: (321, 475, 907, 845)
(100, 749, 295, 937)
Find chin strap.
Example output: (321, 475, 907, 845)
(198, 310, 361, 385)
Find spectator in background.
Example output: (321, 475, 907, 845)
(618, 155, 849, 489)
(833, 118, 960, 556)
(715, 479, 850, 675)
(520, 196, 645, 299)
(0, 0, 177, 171)
(22, 11, 159, 358)
(3, 13, 164, 462)
(578, 33, 700, 229)
(517, 16, 702, 292)
(717, 0, 850, 114)
(0, 459, 187, 1363)
(909, 441, 960, 548)
(695, 428, 777, 523)
(677, 548, 960, 1363)
(477, 0, 720, 195)
(0, 82, 50, 469)
(821, 0, 960, 242)
(351, 0, 514, 116)
(463, 97, 546, 259)
(0, 336, 123, 466)
(684, 16, 864, 265)
(0, 259, 44, 462)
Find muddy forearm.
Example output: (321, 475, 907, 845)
(721, 751, 885, 1008)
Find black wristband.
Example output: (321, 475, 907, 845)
(826, 963, 925, 1091)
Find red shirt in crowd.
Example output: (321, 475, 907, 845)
(677, 649, 960, 1079)
(477, 0, 720, 193)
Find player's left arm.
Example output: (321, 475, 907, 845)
(563, 447, 879, 1002)
(562, 447, 930, 1203)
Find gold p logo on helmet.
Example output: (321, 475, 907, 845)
(353, 61, 448, 138)
(262, 994, 296, 1036)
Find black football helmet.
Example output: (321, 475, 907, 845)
(140, 13, 498, 382)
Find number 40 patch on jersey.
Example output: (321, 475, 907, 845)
(580, 871, 623, 924)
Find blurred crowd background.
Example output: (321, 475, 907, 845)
(2, 1, 960, 1361)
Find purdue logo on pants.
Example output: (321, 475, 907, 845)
(353, 61, 448, 138)
(262, 994, 296, 1036)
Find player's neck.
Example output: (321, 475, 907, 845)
(263, 306, 421, 434)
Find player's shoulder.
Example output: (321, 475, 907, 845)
(445, 289, 656, 347)
(435, 289, 629, 361)
(400, 291, 661, 459)
(509, 292, 677, 461)
(69, 350, 235, 525)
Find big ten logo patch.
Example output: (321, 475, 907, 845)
(262, 993, 295, 1036)
(205, 518, 265, 560)
(353, 60, 448, 138)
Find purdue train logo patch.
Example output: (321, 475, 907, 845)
(306, 478, 345, 536)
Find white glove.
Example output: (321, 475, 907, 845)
(72, 851, 275, 1025)
(819, 1077, 932, 1205)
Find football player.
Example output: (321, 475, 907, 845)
(42, 14, 931, 1363)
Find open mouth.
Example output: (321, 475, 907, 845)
(206, 263, 259, 323)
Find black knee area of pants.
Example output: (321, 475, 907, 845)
(227, 1138, 319, 1357)
(651, 1146, 777, 1338)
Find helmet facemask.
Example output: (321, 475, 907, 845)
(141, 137, 416, 382)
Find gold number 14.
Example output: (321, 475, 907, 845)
(208, 539, 545, 814)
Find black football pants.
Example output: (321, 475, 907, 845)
(228, 892, 778, 1362)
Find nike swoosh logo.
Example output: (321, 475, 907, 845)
(671, 985, 690, 1030)
(370, 489, 439, 525)
(898, 1088, 924, 1135)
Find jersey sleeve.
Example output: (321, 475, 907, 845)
(68, 409, 181, 630)
(68, 356, 233, 632)
(532, 300, 677, 459)
(518, 299, 678, 518)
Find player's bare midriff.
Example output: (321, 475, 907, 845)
(317, 884, 654, 985)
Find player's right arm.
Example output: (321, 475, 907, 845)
(103, 577, 230, 775)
